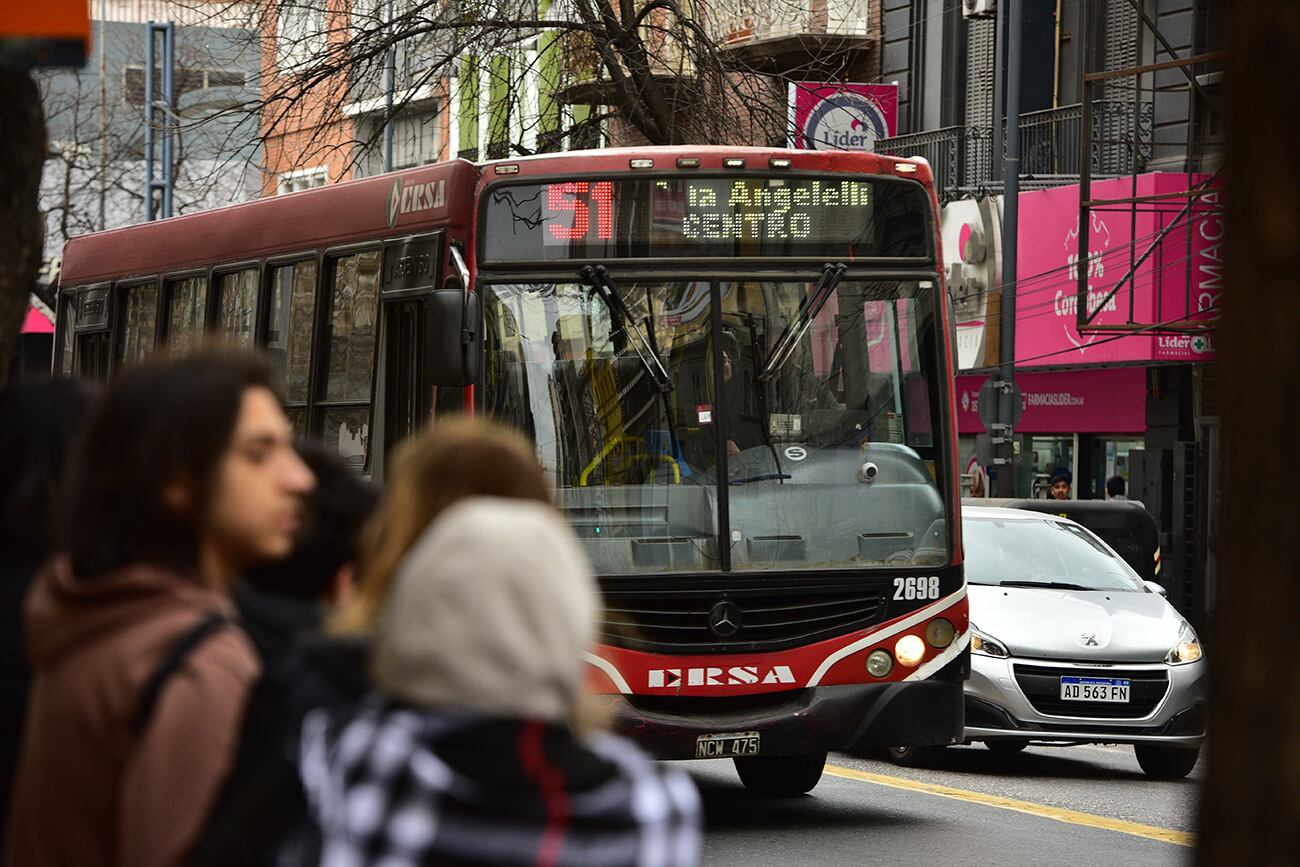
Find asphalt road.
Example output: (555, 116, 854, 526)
(684, 743, 1201, 865)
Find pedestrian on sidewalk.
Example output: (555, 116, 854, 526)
(192, 444, 379, 867)
(0, 378, 98, 853)
(193, 415, 556, 866)
(287, 497, 703, 867)
(4, 348, 314, 867)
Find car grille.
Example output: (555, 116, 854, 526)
(600, 586, 887, 654)
(1013, 664, 1170, 719)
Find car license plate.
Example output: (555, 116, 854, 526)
(1059, 676, 1131, 703)
(695, 732, 760, 758)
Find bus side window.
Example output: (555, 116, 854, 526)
(266, 259, 318, 437)
(320, 250, 380, 470)
(215, 269, 259, 349)
(115, 281, 160, 368)
(55, 292, 78, 376)
(164, 275, 208, 352)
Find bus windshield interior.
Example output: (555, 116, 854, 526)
(482, 277, 949, 575)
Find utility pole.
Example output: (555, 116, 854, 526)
(383, 0, 395, 173)
(993, 0, 1022, 496)
(144, 21, 175, 220)
(97, 0, 107, 229)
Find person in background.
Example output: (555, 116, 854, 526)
(4, 349, 314, 867)
(1106, 474, 1129, 501)
(235, 443, 380, 665)
(1049, 468, 1073, 500)
(0, 379, 98, 853)
(192, 445, 379, 867)
(290, 498, 702, 867)
(332, 415, 552, 635)
(191, 415, 553, 866)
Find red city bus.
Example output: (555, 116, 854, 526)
(56, 146, 968, 795)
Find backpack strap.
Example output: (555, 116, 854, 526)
(132, 611, 230, 736)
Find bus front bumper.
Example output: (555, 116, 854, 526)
(604, 680, 964, 760)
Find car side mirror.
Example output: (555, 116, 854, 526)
(1144, 580, 1167, 597)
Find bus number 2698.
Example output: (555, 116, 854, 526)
(893, 576, 941, 601)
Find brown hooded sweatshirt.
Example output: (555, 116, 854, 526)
(3, 558, 260, 867)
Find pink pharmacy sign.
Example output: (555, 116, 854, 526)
(956, 368, 1147, 435)
(1015, 174, 1222, 366)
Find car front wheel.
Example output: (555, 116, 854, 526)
(1134, 744, 1200, 779)
(886, 745, 946, 768)
(734, 752, 827, 796)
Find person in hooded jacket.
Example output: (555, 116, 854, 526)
(285, 497, 702, 867)
(0, 378, 98, 853)
(3, 349, 315, 867)
(190, 416, 562, 866)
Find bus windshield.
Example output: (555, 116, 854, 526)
(483, 275, 949, 575)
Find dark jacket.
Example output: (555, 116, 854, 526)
(0, 555, 42, 854)
(281, 699, 702, 867)
(191, 631, 370, 867)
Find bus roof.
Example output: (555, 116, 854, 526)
(59, 146, 934, 287)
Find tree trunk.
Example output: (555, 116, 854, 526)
(1196, 2, 1300, 860)
(0, 69, 47, 388)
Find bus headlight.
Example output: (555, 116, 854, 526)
(895, 634, 926, 667)
(1166, 622, 1203, 665)
(925, 618, 955, 648)
(970, 626, 1010, 659)
(866, 649, 894, 678)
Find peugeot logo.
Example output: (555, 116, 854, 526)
(708, 601, 743, 638)
(1081, 633, 1099, 647)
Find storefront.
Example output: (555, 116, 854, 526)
(956, 367, 1148, 499)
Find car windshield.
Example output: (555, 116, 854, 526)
(481, 278, 949, 575)
(964, 516, 1146, 592)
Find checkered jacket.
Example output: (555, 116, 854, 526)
(284, 699, 702, 867)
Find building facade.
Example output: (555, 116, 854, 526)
(878, 0, 1224, 631)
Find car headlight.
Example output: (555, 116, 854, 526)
(970, 625, 1010, 659)
(1166, 622, 1203, 665)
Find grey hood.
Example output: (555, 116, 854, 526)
(372, 497, 598, 722)
(968, 583, 1185, 663)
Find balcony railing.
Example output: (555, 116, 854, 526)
(709, 0, 873, 47)
(1020, 100, 1154, 176)
(878, 100, 1154, 198)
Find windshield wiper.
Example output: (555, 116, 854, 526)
(579, 265, 672, 393)
(759, 262, 847, 384)
(997, 580, 1093, 591)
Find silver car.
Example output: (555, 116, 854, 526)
(892, 506, 1206, 778)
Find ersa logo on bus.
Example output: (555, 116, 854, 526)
(388, 176, 447, 228)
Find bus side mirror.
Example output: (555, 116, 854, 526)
(427, 280, 481, 387)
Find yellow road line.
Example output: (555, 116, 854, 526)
(823, 764, 1194, 848)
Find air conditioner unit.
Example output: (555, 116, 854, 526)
(962, 0, 996, 19)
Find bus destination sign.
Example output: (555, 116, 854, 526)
(482, 175, 929, 262)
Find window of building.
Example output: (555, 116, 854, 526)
(276, 0, 329, 73)
(164, 275, 208, 352)
(267, 259, 319, 435)
(319, 250, 380, 470)
(355, 108, 442, 177)
(215, 269, 258, 348)
(123, 66, 247, 107)
(116, 281, 159, 366)
(278, 166, 329, 194)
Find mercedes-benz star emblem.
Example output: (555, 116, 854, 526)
(708, 601, 743, 638)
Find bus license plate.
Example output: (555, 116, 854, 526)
(1060, 676, 1131, 703)
(695, 732, 760, 758)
